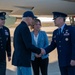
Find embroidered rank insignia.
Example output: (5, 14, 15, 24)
(64, 30, 70, 36)
(5, 30, 9, 35)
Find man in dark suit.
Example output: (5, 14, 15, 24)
(44, 12, 75, 75)
(0, 12, 11, 75)
(12, 11, 45, 75)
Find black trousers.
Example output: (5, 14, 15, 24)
(31, 57, 49, 75)
(0, 61, 6, 75)
(59, 66, 75, 75)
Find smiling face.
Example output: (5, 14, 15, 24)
(34, 21, 41, 31)
(31, 19, 41, 31)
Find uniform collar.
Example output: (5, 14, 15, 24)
(59, 24, 65, 32)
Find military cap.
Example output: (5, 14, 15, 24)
(52, 12, 67, 20)
(0, 12, 6, 20)
(23, 11, 37, 18)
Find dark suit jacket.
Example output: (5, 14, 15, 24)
(12, 21, 41, 67)
(45, 24, 75, 67)
(0, 26, 11, 62)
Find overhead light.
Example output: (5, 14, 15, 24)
(9, 15, 22, 17)
(9, 15, 70, 23)
(38, 17, 70, 22)
(38, 17, 53, 22)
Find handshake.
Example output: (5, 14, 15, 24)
(35, 48, 46, 58)
(40, 48, 46, 55)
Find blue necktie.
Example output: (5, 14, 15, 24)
(59, 28, 61, 34)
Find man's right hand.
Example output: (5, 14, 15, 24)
(35, 54, 42, 58)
